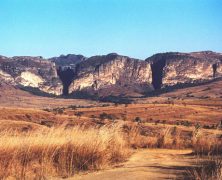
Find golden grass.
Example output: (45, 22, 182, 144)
(0, 119, 221, 180)
(124, 123, 191, 149)
(0, 103, 221, 179)
(187, 129, 222, 180)
(187, 158, 222, 180)
(192, 137, 222, 155)
(0, 124, 129, 179)
(66, 103, 222, 127)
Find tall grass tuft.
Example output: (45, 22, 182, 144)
(187, 158, 222, 180)
(0, 125, 129, 179)
(187, 129, 222, 180)
(191, 128, 222, 155)
(124, 124, 189, 149)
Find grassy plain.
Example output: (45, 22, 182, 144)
(0, 80, 222, 179)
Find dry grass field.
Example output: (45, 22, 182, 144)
(0, 125, 129, 179)
(0, 80, 222, 179)
(67, 103, 222, 126)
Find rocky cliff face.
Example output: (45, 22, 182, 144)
(68, 53, 153, 96)
(1, 51, 222, 98)
(0, 56, 63, 95)
(146, 51, 222, 89)
(49, 54, 87, 95)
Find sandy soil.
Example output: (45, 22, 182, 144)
(72, 149, 195, 180)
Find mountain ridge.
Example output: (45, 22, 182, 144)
(0, 51, 221, 98)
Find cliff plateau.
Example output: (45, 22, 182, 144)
(146, 51, 222, 89)
(0, 51, 222, 98)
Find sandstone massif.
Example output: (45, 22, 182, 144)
(0, 56, 63, 95)
(0, 51, 221, 98)
(146, 51, 222, 89)
(68, 53, 153, 97)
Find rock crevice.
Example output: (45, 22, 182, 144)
(57, 67, 75, 95)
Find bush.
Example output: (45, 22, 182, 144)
(68, 105, 77, 110)
(43, 108, 51, 112)
(134, 117, 142, 123)
(75, 112, 84, 118)
(99, 113, 116, 121)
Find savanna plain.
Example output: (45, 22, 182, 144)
(0, 80, 222, 180)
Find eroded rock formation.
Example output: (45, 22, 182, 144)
(146, 51, 222, 89)
(0, 56, 63, 95)
(0, 51, 222, 97)
(68, 53, 153, 96)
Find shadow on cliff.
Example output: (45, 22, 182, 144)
(142, 77, 222, 98)
(18, 77, 222, 104)
(18, 86, 57, 97)
(66, 91, 134, 104)
(57, 67, 76, 95)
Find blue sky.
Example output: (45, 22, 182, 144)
(0, 0, 222, 59)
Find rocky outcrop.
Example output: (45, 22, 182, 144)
(1, 51, 222, 97)
(68, 53, 153, 96)
(146, 51, 222, 89)
(0, 56, 63, 95)
(50, 54, 86, 69)
(49, 54, 87, 95)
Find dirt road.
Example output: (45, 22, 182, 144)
(72, 149, 196, 180)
